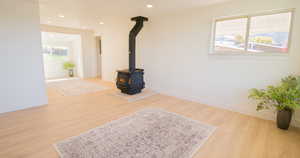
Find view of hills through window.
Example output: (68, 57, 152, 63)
(43, 46, 69, 56)
(42, 46, 70, 69)
(214, 11, 292, 54)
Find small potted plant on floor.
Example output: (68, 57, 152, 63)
(63, 61, 76, 77)
(249, 76, 300, 130)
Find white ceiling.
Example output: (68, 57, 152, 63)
(39, 0, 231, 31)
(41, 32, 80, 44)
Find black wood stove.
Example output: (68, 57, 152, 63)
(116, 16, 148, 95)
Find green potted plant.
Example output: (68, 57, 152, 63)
(63, 61, 76, 77)
(249, 76, 300, 130)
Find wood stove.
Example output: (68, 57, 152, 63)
(116, 16, 148, 95)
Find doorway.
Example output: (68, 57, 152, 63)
(95, 36, 102, 79)
(41, 32, 83, 80)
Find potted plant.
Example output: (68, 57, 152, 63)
(249, 76, 300, 130)
(63, 61, 76, 77)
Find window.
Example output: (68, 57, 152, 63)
(214, 18, 248, 52)
(43, 46, 69, 56)
(212, 10, 293, 54)
(42, 46, 70, 63)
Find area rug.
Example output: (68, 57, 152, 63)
(54, 108, 216, 158)
(47, 79, 108, 96)
(109, 89, 157, 102)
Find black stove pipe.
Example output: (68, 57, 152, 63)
(129, 16, 148, 72)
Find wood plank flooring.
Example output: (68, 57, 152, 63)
(0, 79, 299, 158)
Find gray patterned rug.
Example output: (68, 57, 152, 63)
(54, 108, 216, 158)
(47, 79, 108, 96)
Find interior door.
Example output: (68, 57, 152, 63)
(95, 36, 102, 78)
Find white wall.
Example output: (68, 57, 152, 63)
(81, 31, 98, 78)
(0, 0, 48, 113)
(139, 0, 300, 126)
(99, 19, 133, 81)
(41, 25, 98, 79)
(72, 37, 84, 78)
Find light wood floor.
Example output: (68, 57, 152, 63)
(0, 79, 299, 158)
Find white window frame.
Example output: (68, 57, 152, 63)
(210, 9, 295, 55)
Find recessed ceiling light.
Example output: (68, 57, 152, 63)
(99, 22, 104, 25)
(146, 4, 153, 8)
(58, 14, 65, 18)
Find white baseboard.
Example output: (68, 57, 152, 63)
(293, 119, 300, 128)
(0, 103, 47, 115)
